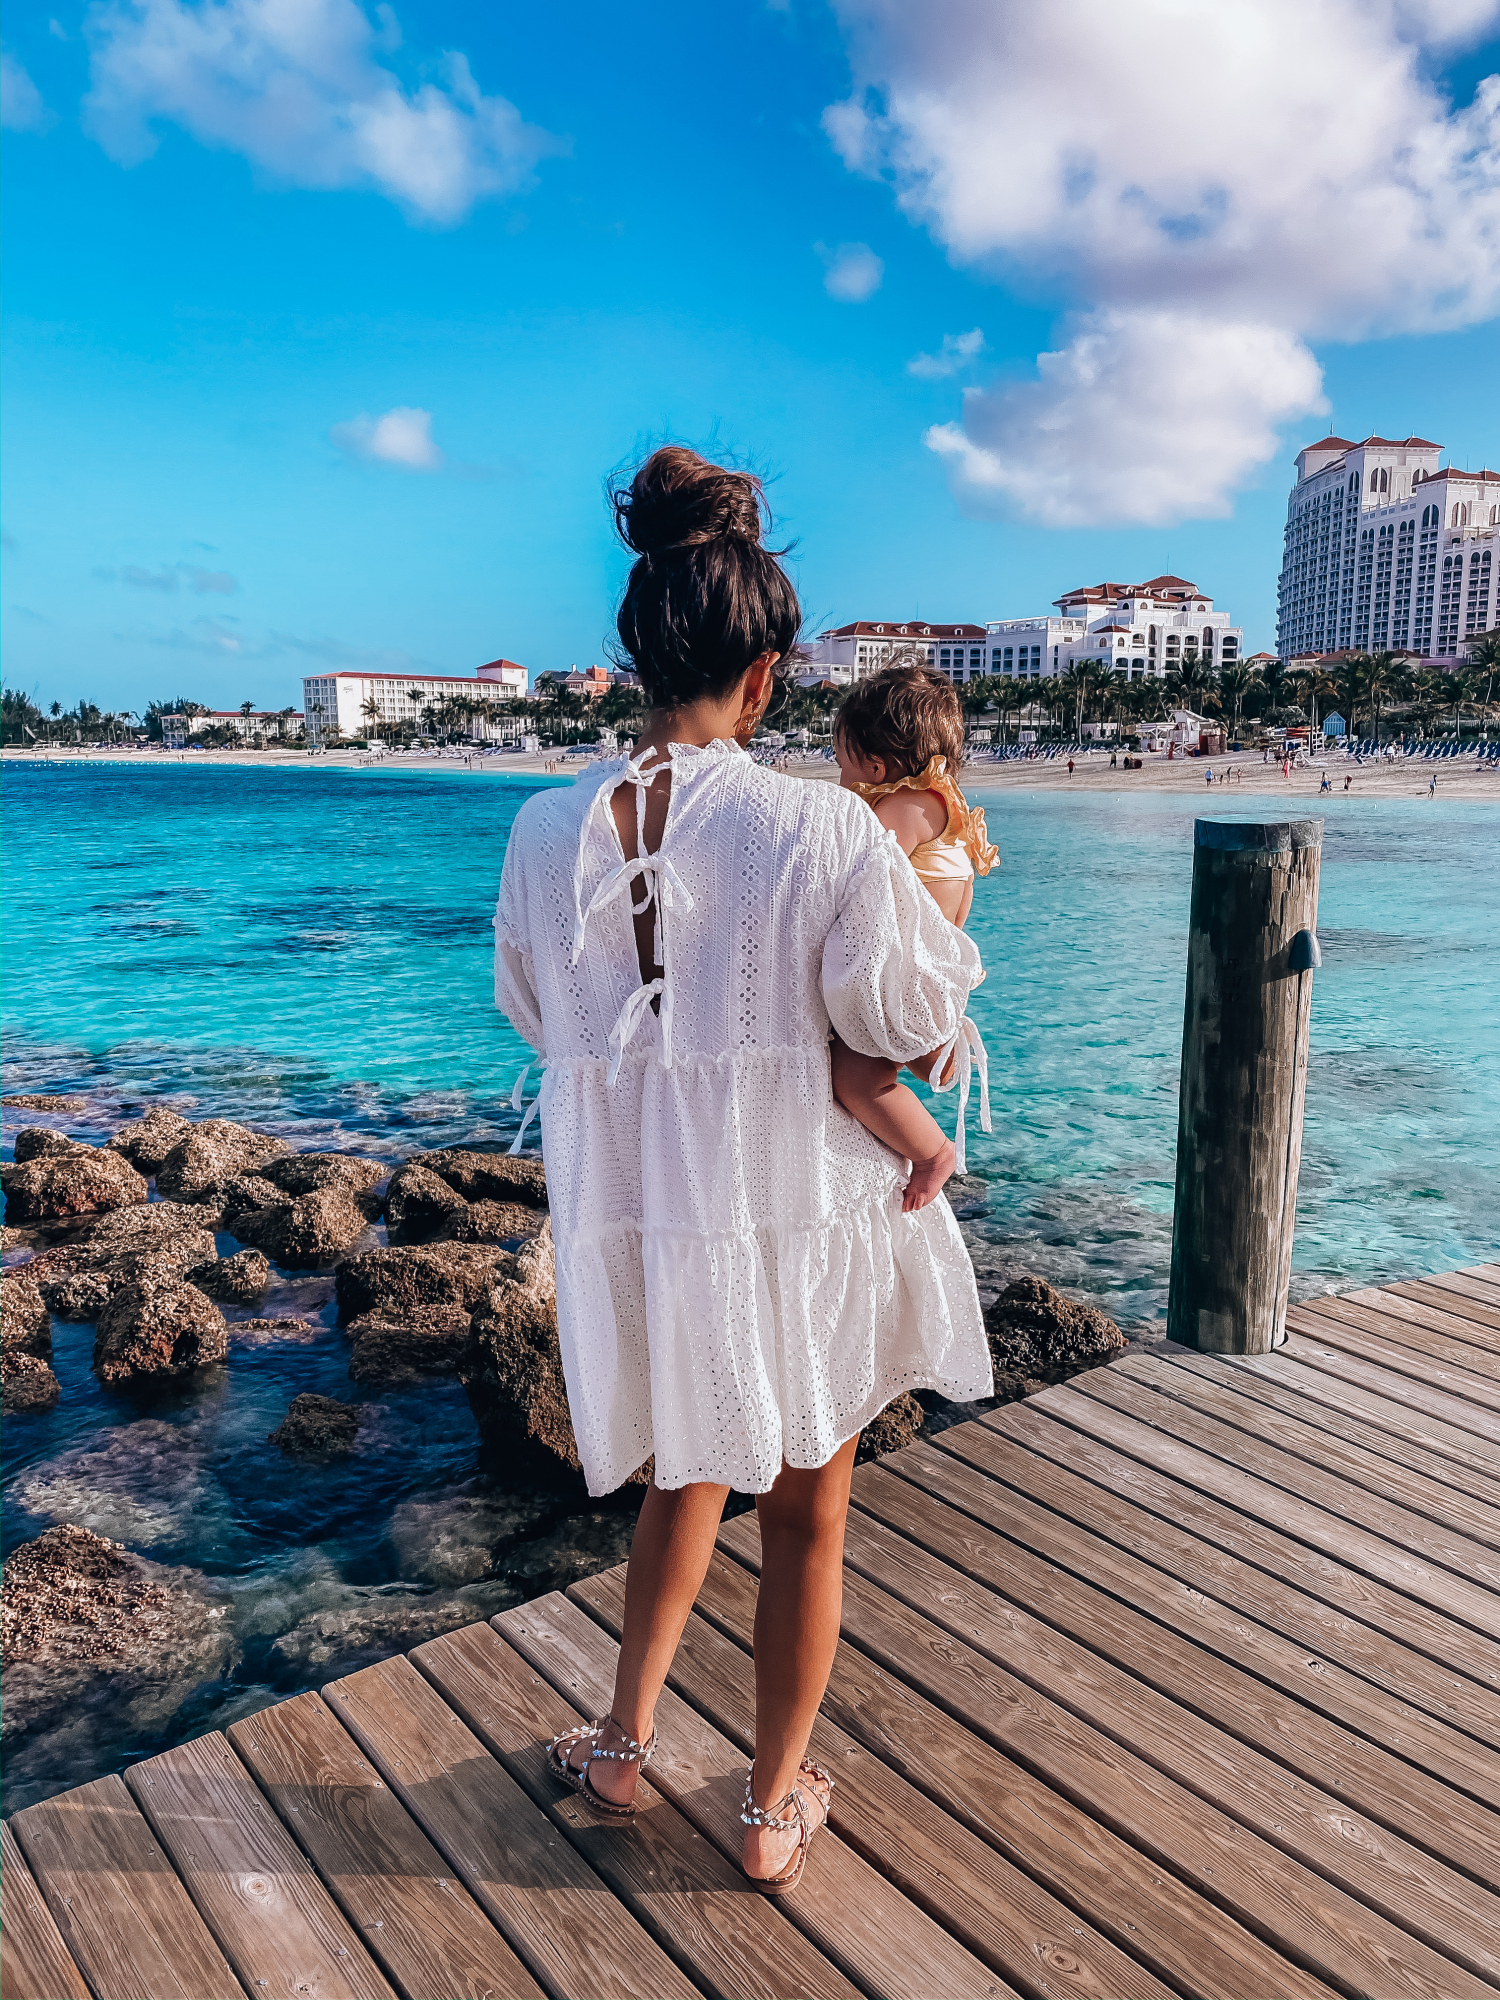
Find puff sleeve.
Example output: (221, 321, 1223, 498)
(494, 841, 546, 1058)
(821, 829, 982, 1063)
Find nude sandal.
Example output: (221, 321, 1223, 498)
(740, 1757, 833, 1894)
(545, 1717, 657, 1818)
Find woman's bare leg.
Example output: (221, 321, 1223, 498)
(743, 1434, 861, 1879)
(830, 1041, 955, 1212)
(566, 1478, 729, 1805)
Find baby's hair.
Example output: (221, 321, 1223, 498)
(835, 664, 965, 778)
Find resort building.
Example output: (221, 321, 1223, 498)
(533, 665, 640, 700)
(1276, 434, 1500, 661)
(801, 621, 986, 686)
(200, 709, 304, 740)
(985, 577, 1242, 683)
(301, 658, 528, 743)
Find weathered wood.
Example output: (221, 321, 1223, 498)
(1119, 1350, 1500, 1547)
(10, 1773, 242, 2000)
(0, 1822, 91, 2000)
(987, 1398, 1500, 1731)
(1388, 1274, 1500, 1328)
(852, 1456, 1500, 1873)
(1353, 1282, 1500, 1356)
(411, 1619, 862, 2000)
(1070, 1365, 1500, 1622)
(569, 1559, 1179, 2000)
(228, 1688, 543, 2000)
(1285, 1310, 1500, 1420)
(1306, 1292, 1500, 1378)
(126, 1730, 394, 2000)
(1168, 818, 1322, 1353)
(1283, 1329, 1500, 1444)
(495, 1592, 1010, 2000)
(325, 1652, 697, 2000)
(725, 1509, 1489, 2000)
(905, 1429, 1500, 1807)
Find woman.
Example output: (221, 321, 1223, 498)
(495, 446, 992, 1892)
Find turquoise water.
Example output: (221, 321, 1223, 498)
(2, 759, 1496, 1808)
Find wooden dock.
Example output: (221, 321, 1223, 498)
(5, 1263, 1499, 2000)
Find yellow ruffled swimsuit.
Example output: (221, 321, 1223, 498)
(850, 756, 999, 893)
(849, 756, 997, 1172)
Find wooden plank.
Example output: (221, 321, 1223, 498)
(1070, 1366, 1500, 1627)
(10, 1773, 242, 2000)
(227, 1689, 543, 2000)
(1356, 1284, 1500, 1358)
(1208, 1344, 1500, 1504)
(1461, 1264, 1500, 1285)
(495, 1591, 1011, 2000)
(570, 1558, 1180, 2000)
(854, 1453, 1500, 1873)
(722, 1513, 1491, 2000)
(925, 1419, 1500, 1798)
(1386, 1275, 1500, 1326)
(1310, 1293, 1500, 1376)
(828, 1501, 1500, 1981)
(1283, 1328, 1500, 1446)
(985, 1399, 1500, 1737)
(0, 1822, 91, 2000)
(1285, 1307, 1500, 1418)
(1122, 1351, 1500, 1549)
(1248, 1336, 1500, 1480)
(411, 1619, 862, 2000)
(325, 1651, 697, 2000)
(126, 1731, 394, 2000)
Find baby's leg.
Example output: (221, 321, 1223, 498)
(830, 1040, 956, 1213)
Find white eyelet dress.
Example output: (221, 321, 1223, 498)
(495, 738, 994, 1496)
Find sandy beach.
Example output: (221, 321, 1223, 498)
(7, 739, 1498, 801)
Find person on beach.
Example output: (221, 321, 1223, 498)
(828, 665, 998, 1208)
(495, 446, 992, 1893)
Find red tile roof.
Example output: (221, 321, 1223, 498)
(823, 620, 984, 639)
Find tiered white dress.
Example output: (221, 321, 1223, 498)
(494, 737, 994, 1496)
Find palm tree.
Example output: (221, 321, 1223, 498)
(1336, 654, 1370, 742)
(360, 694, 383, 743)
(1467, 632, 1500, 735)
(1290, 661, 1338, 743)
(1215, 663, 1256, 739)
(1363, 651, 1406, 745)
(1258, 657, 1291, 714)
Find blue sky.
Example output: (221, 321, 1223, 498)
(3, 0, 1499, 715)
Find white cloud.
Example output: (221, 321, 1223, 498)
(330, 404, 443, 469)
(184, 564, 237, 593)
(2, 51, 51, 130)
(928, 311, 1326, 527)
(147, 614, 244, 653)
(816, 239, 884, 301)
(825, 0, 1500, 522)
(120, 564, 180, 591)
(907, 326, 985, 379)
(83, 0, 563, 226)
(101, 561, 240, 592)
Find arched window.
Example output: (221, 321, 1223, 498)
(1202, 626, 1215, 651)
(1149, 625, 1157, 644)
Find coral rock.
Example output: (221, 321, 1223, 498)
(212, 1174, 290, 1227)
(1, 1094, 89, 1111)
(983, 1277, 1127, 1383)
(855, 1392, 926, 1465)
(187, 1247, 271, 1304)
(384, 1163, 469, 1242)
(94, 1275, 229, 1385)
(1, 1351, 61, 1413)
(408, 1147, 548, 1209)
(41, 1235, 219, 1322)
(12, 1128, 85, 1163)
(106, 1106, 193, 1173)
(260, 1152, 390, 1198)
(439, 1199, 545, 1245)
(232, 1185, 370, 1267)
(153, 1119, 290, 1198)
(1, 1271, 52, 1357)
(346, 1306, 473, 1384)
(0, 1146, 148, 1222)
(336, 1241, 513, 1321)
(75, 1202, 224, 1255)
(268, 1393, 363, 1454)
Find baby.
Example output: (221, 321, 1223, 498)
(832, 665, 998, 1210)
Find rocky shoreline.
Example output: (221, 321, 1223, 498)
(2, 1092, 1126, 1764)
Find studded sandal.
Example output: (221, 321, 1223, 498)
(740, 1757, 833, 1895)
(545, 1717, 657, 1819)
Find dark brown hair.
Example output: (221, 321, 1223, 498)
(835, 663, 965, 777)
(610, 446, 801, 710)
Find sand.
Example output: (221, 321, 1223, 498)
(5, 741, 1496, 800)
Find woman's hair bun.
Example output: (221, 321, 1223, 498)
(613, 445, 763, 558)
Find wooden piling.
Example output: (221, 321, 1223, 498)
(1168, 819, 1323, 1354)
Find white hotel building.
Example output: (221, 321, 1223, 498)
(1276, 434, 1499, 661)
(301, 658, 528, 743)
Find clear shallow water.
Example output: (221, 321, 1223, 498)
(2, 760, 1496, 1808)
